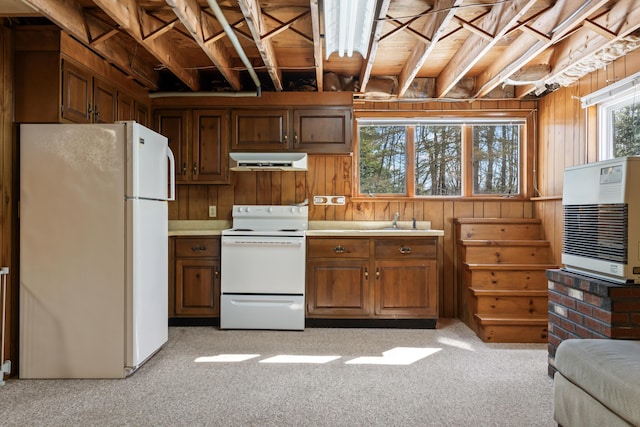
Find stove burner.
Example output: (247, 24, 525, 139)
(232, 228, 254, 231)
(279, 229, 300, 232)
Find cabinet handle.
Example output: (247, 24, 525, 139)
(182, 163, 187, 175)
(293, 131, 298, 146)
(376, 268, 380, 279)
(333, 245, 345, 254)
(94, 109, 100, 121)
(191, 246, 207, 252)
(364, 268, 368, 280)
(399, 246, 412, 254)
(193, 162, 197, 174)
(283, 133, 288, 144)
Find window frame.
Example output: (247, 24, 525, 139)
(597, 85, 640, 160)
(354, 110, 533, 199)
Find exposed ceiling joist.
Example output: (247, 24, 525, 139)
(360, 0, 392, 93)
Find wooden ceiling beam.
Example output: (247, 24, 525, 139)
(310, 0, 323, 91)
(238, 0, 283, 91)
(436, 0, 537, 98)
(474, 0, 610, 99)
(91, 0, 199, 91)
(546, 0, 640, 84)
(397, 0, 462, 98)
(21, 0, 159, 89)
(165, 0, 241, 91)
(360, 0, 392, 93)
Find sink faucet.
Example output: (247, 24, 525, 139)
(392, 212, 400, 229)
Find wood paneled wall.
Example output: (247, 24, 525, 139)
(535, 49, 640, 266)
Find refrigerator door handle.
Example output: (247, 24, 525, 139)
(167, 146, 176, 201)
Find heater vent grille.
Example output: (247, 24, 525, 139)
(563, 204, 628, 264)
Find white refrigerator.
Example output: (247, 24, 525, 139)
(19, 121, 175, 378)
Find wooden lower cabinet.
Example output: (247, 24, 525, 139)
(306, 236, 438, 320)
(172, 237, 220, 317)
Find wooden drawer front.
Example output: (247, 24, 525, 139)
(374, 238, 436, 259)
(175, 238, 220, 257)
(308, 238, 369, 258)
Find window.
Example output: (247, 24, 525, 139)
(358, 118, 524, 197)
(598, 85, 640, 159)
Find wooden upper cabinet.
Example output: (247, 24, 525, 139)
(154, 109, 230, 184)
(155, 110, 189, 183)
(117, 91, 135, 121)
(192, 109, 229, 183)
(61, 61, 92, 123)
(293, 108, 352, 152)
(92, 78, 116, 123)
(231, 109, 289, 150)
(231, 107, 352, 153)
(135, 102, 150, 127)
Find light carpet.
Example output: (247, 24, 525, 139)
(0, 319, 554, 426)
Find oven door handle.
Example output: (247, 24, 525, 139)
(222, 239, 303, 247)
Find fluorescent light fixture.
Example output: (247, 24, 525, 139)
(324, 0, 376, 60)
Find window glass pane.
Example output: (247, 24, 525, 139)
(612, 102, 640, 157)
(358, 125, 406, 194)
(472, 124, 520, 195)
(415, 125, 462, 195)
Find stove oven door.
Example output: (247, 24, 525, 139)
(220, 234, 305, 330)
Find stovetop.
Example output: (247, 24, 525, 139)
(222, 204, 309, 237)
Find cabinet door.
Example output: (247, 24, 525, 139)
(192, 109, 229, 183)
(61, 61, 92, 123)
(307, 259, 370, 316)
(175, 258, 220, 316)
(374, 259, 437, 317)
(117, 91, 135, 121)
(135, 102, 150, 127)
(93, 78, 116, 123)
(155, 110, 189, 182)
(293, 108, 352, 152)
(231, 109, 289, 150)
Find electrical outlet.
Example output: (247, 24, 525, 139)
(208, 206, 217, 217)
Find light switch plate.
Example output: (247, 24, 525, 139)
(208, 206, 217, 217)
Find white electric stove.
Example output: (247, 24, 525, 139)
(220, 204, 308, 330)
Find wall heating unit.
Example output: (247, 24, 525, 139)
(221, 204, 308, 330)
(562, 156, 640, 284)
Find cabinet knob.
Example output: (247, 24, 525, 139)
(364, 267, 368, 280)
(283, 133, 288, 144)
(193, 162, 197, 174)
(191, 246, 207, 252)
(333, 245, 345, 254)
(293, 131, 298, 146)
(182, 163, 187, 175)
(375, 268, 380, 279)
(399, 246, 412, 254)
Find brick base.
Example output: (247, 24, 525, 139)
(546, 269, 640, 377)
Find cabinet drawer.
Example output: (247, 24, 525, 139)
(374, 238, 436, 259)
(175, 238, 220, 257)
(308, 238, 369, 258)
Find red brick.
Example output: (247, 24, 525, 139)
(567, 310, 584, 325)
(610, 327, 640, 339)
(601, 325, 611, 336)
(576, 301, 593, 316)
(609, 288, 640, 298)
(548, 292, 562, 303)
(584, 316, 604, 333)
(584, 293, 603, 307)
(612, 301, 640, 312)
(593, 307, 612, 323)
(559, 295, 576, 309)
(631, 313, 640, 325)
(576, 324, 594, 338)
(611, 312, 630, 326)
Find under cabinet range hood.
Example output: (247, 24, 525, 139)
(229, 152, 307, 171)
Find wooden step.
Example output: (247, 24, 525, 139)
(470, 289, 548, 316)
(474, 314, 548, 343)
(462, 263, 557, 290)
(455, 218, 542, 240)
(458, 240, 551, 264)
